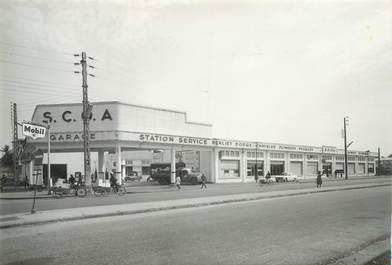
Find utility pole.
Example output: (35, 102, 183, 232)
(81, 52, 91, 187)
(344, 117, 348, 180)
(47, 126, 51, 195)
(377, 147, 381, 176)
(255, 142, 258, 183)
(12, 103, 18, 190)
(74, 52, 95, 189)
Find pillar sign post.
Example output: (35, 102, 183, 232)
(22, 122, 49, 212)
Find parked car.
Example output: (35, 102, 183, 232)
(275, 172, 297, 182)
(259, 175, 276, 184)
(181, 171, 204, 185)
(124, 171, 141, 182)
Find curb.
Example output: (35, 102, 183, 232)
(326, 235, 390, 265)
(0, 183, 389, 229)
(1, 177, 389, 200)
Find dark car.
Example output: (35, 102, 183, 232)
(181, 170, 203, 185)
(124, 171, 141, 182)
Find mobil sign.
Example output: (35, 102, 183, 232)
(22, 123, 46, 139)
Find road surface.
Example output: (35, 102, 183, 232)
(0, 176, 389, 215)
(0, 185, 390, 265)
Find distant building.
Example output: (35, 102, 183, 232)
(379, 157, 392, 175)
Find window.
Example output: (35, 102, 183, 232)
(220, 150, 240, 158)
(368, 157, 375, 162)
(307, 155, 318, 160)
(142, 166, 150, 175)
(348, 156, 356, 161)
(270, 161, 284, 175)
(290, 153, 303, 160)
(358, 157, 366, 162)
(247, 152, 264, 158)
(270, 152, 285, 159)
(247, 161, 264, 178)
(336, 156, 344, 161)
(125, 166, 134, 176)
(220, 160, 240, 179)
(322, 155, 332, 161)
(368, 163, 374, 173)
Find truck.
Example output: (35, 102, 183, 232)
(150, 162, 202, 185)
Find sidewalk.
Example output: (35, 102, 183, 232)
(0, 174, 387, 200)
(0, 180, 389, 229)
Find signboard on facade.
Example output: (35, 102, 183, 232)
(137, 133, 320, 152)
(322, 146, 337, 154)
(32, 103, 115, 133)
(22, 123, 46, 139)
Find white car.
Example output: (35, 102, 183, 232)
(275, 172, 297, 182)
(259, 175, 277, 184)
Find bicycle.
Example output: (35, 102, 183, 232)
(73, 183, 87, 197)
(51, 186, 66, 198)
(112, 183, 126, 196)
(91, 183, 126, 196)
(92, 185, 111, 197)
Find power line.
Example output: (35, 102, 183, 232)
(0, 75, 79, 87)
(12, 96, 81, 107)
(0, 78, 81, 91)
(0, 50, 74, 64)
(0, 88, 79, 97)
(0, 82, 81, 94)
(0, 59, 74, 73)
(0, 84, 80, 95)
(0, 41, 74, 56)
(3, 96, 81, 108)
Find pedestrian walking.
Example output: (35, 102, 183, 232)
(24, 175, 29, 191)
(175, 175, 181, 190)
(266, 171, 271, 184)
(200, 173, 207, 189)
(316, 171, 323, 188)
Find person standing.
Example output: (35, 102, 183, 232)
(200, 173, 207, 189)
(110, 173, 118, 192)
(69, 174, 75, 187)
(316, 171, 323, 188)
(175, 175, 181, 190)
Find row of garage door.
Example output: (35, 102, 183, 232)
(220, 160, 367, 179)
(289, 162, 366, 176)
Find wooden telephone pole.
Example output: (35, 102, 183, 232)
(74, 52, 94, 187)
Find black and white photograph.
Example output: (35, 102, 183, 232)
(0, 0, 391, 264)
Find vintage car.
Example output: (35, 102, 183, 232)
(275, 172, 298, 182)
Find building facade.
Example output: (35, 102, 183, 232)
(23, 101, 378, 185)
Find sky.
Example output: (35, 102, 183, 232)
(0, 0, 391, 156)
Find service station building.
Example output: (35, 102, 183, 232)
(23, 101, 378, 186)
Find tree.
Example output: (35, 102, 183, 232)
(0, 145, 13, 167)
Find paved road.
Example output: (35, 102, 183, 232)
(1, 186, 390, 265)
(0, 177, 389, 215)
